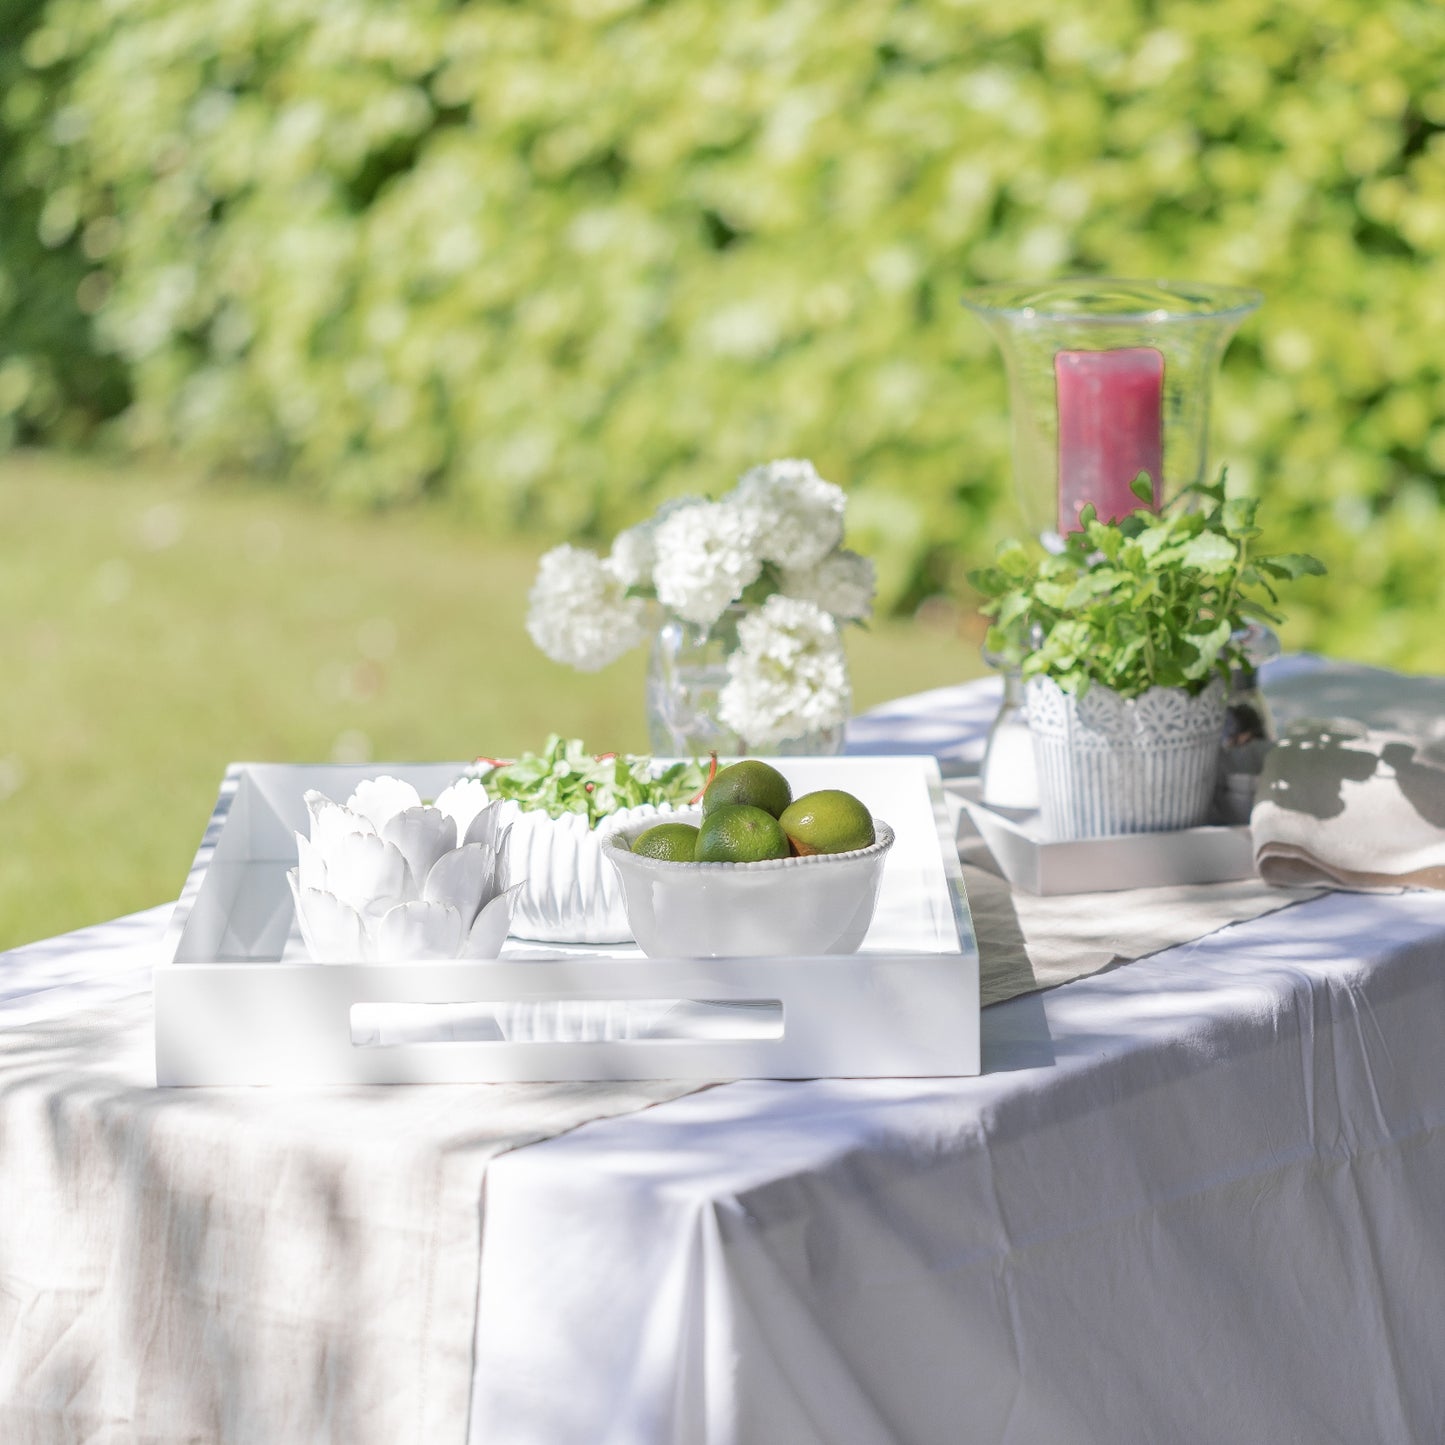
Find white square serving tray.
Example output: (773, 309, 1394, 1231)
(962, 793, 1255, 895)
(156, 756, 980, 1085)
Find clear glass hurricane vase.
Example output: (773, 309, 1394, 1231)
(963, 278, 1261, 812)
(961, 278, 1262, 542)
(645, 605, 846, 759)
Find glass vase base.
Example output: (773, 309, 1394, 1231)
(645, 609, 846, 759)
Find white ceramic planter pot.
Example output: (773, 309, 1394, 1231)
(1025, 675, 1226, 840)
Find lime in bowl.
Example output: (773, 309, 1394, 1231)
(600, 809, 896, 959)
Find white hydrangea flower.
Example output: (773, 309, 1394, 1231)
(526, 544, 648, 671)
(652, 500, 764, 628)
(718, 595, 851, 749)
(606, 494, 705, 589)
(731, 458, 846, 570)
(780, 548, 876, 622)
(607, 525, 656, 590)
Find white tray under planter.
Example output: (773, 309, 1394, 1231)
(962, 794, 1255, 895)
(156, 757, 980, 1085)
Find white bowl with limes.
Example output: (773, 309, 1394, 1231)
(601, 810, 896, 958)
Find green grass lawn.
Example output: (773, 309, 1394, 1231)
(0, 450, 983, 949)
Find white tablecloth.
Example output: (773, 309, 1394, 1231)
(473, 888, 1445, 1444)
(6, 660, 1445, 1444)
(469, 657, 1445, 1444)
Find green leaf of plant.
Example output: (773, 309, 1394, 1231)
(1221, 497, 1259, 534)
(1085, 518, 1121, 559)
(997, 541, 1032, 577)
(1032, 581, 1076, 609)
(1064, 569, 1123, 607)
(1135, 523, 1177, 561)
(1264, 552, 1327, 578)
(967, 566, 1008, 597)
(996, 592, 1032, 626)
(1178, 532, 1238, 573)
(1240, 601, 1284, 624)
(1186, 617, 1233, 676)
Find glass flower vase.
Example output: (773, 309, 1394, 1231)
(645, 605, 847, 758)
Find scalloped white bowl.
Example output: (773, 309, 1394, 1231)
(601, 810, 895, 958)
(500, 800, 689, 943)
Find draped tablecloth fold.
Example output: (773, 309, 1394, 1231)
(0, 914, 698, 1445)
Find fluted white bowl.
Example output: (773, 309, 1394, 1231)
(500, 800, 689, 943)
(601, 810, 895, 958)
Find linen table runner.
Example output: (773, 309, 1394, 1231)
(0, 949, 700, 1445)
(959, 841, 1322, 1004)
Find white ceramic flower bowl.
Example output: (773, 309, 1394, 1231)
(287, 775, 520, 963)
(601, 810, 895, 958)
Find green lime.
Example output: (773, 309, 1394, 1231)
(701, 759, 793, 819)
(695, 803, 791, 863)
(630, 822, 701, 861)
(779, 790, 876, 856)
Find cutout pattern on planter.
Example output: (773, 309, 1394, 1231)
(1027, 675, 1226, 839)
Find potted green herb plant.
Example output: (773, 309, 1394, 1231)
(971, 474, 1325, 839)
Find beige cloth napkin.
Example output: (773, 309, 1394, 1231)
(1252, 726, 1445, 890)
(0, 988, 700, 1445)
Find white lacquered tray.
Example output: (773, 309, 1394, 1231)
(156, 756, 979, 1085)
(962, 792, 1255, 895)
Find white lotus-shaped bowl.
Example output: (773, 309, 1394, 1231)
(287, 774, 522, 962)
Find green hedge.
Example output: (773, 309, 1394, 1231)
(9, 0, 1445, 659)
(0, 0, 127, 447)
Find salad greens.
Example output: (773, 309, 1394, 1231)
(970, 472, 1326, 700)
(469, 735, 708, 826)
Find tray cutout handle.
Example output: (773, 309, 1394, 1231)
(349, 999, 785, 1047)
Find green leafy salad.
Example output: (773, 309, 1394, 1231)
(468, 735, 708, 827)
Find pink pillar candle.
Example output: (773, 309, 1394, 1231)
(1054, 346, 1164, 533)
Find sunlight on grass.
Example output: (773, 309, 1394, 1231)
(0, 451, 984, 947)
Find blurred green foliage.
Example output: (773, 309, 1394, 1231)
(0, 0, 128, 446)
(5, 0, 1445, 659)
